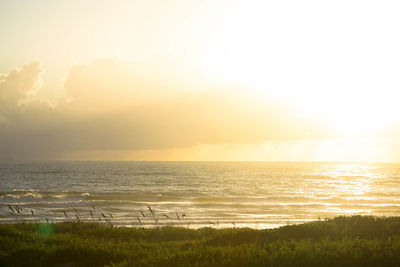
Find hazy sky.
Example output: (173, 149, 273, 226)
(1, 0, 400, 161)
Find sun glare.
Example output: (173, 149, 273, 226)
(196, 1, 400, 141)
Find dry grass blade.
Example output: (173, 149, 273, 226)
(16, 205, 22, 213)
(147, 206, 154, 216)
(8, 205, 14, 214)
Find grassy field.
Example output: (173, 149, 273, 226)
(1, 216, 400, 266)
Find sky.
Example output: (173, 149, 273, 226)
(1, 0, 400, 161)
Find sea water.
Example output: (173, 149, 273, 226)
(1, 161, 400, 228)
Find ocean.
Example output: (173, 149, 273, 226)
(1, 161, 400, 228)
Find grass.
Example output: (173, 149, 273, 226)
(1, 216, 400, 266)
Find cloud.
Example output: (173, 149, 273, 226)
(0, 61, 43, 105)
(64, 57, 206, 110)
(0, 61, 44, 117)
(0, 59, 332, 160)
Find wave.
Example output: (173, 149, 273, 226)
(0, 190, 92, 203)
(3, 190, 400, 207)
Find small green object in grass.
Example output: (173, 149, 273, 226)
(38, 223, 54, 236)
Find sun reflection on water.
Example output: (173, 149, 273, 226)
(320, 164, 379, 196)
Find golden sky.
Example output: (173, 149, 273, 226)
(1, 0, 400, 161)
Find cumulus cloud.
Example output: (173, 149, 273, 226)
(0, 61, 44, 107)
(0, 59, 332, 160)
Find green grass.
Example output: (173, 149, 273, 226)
(2, 216, 400, 266)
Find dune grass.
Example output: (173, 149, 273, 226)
(1, 216, 400, 266)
